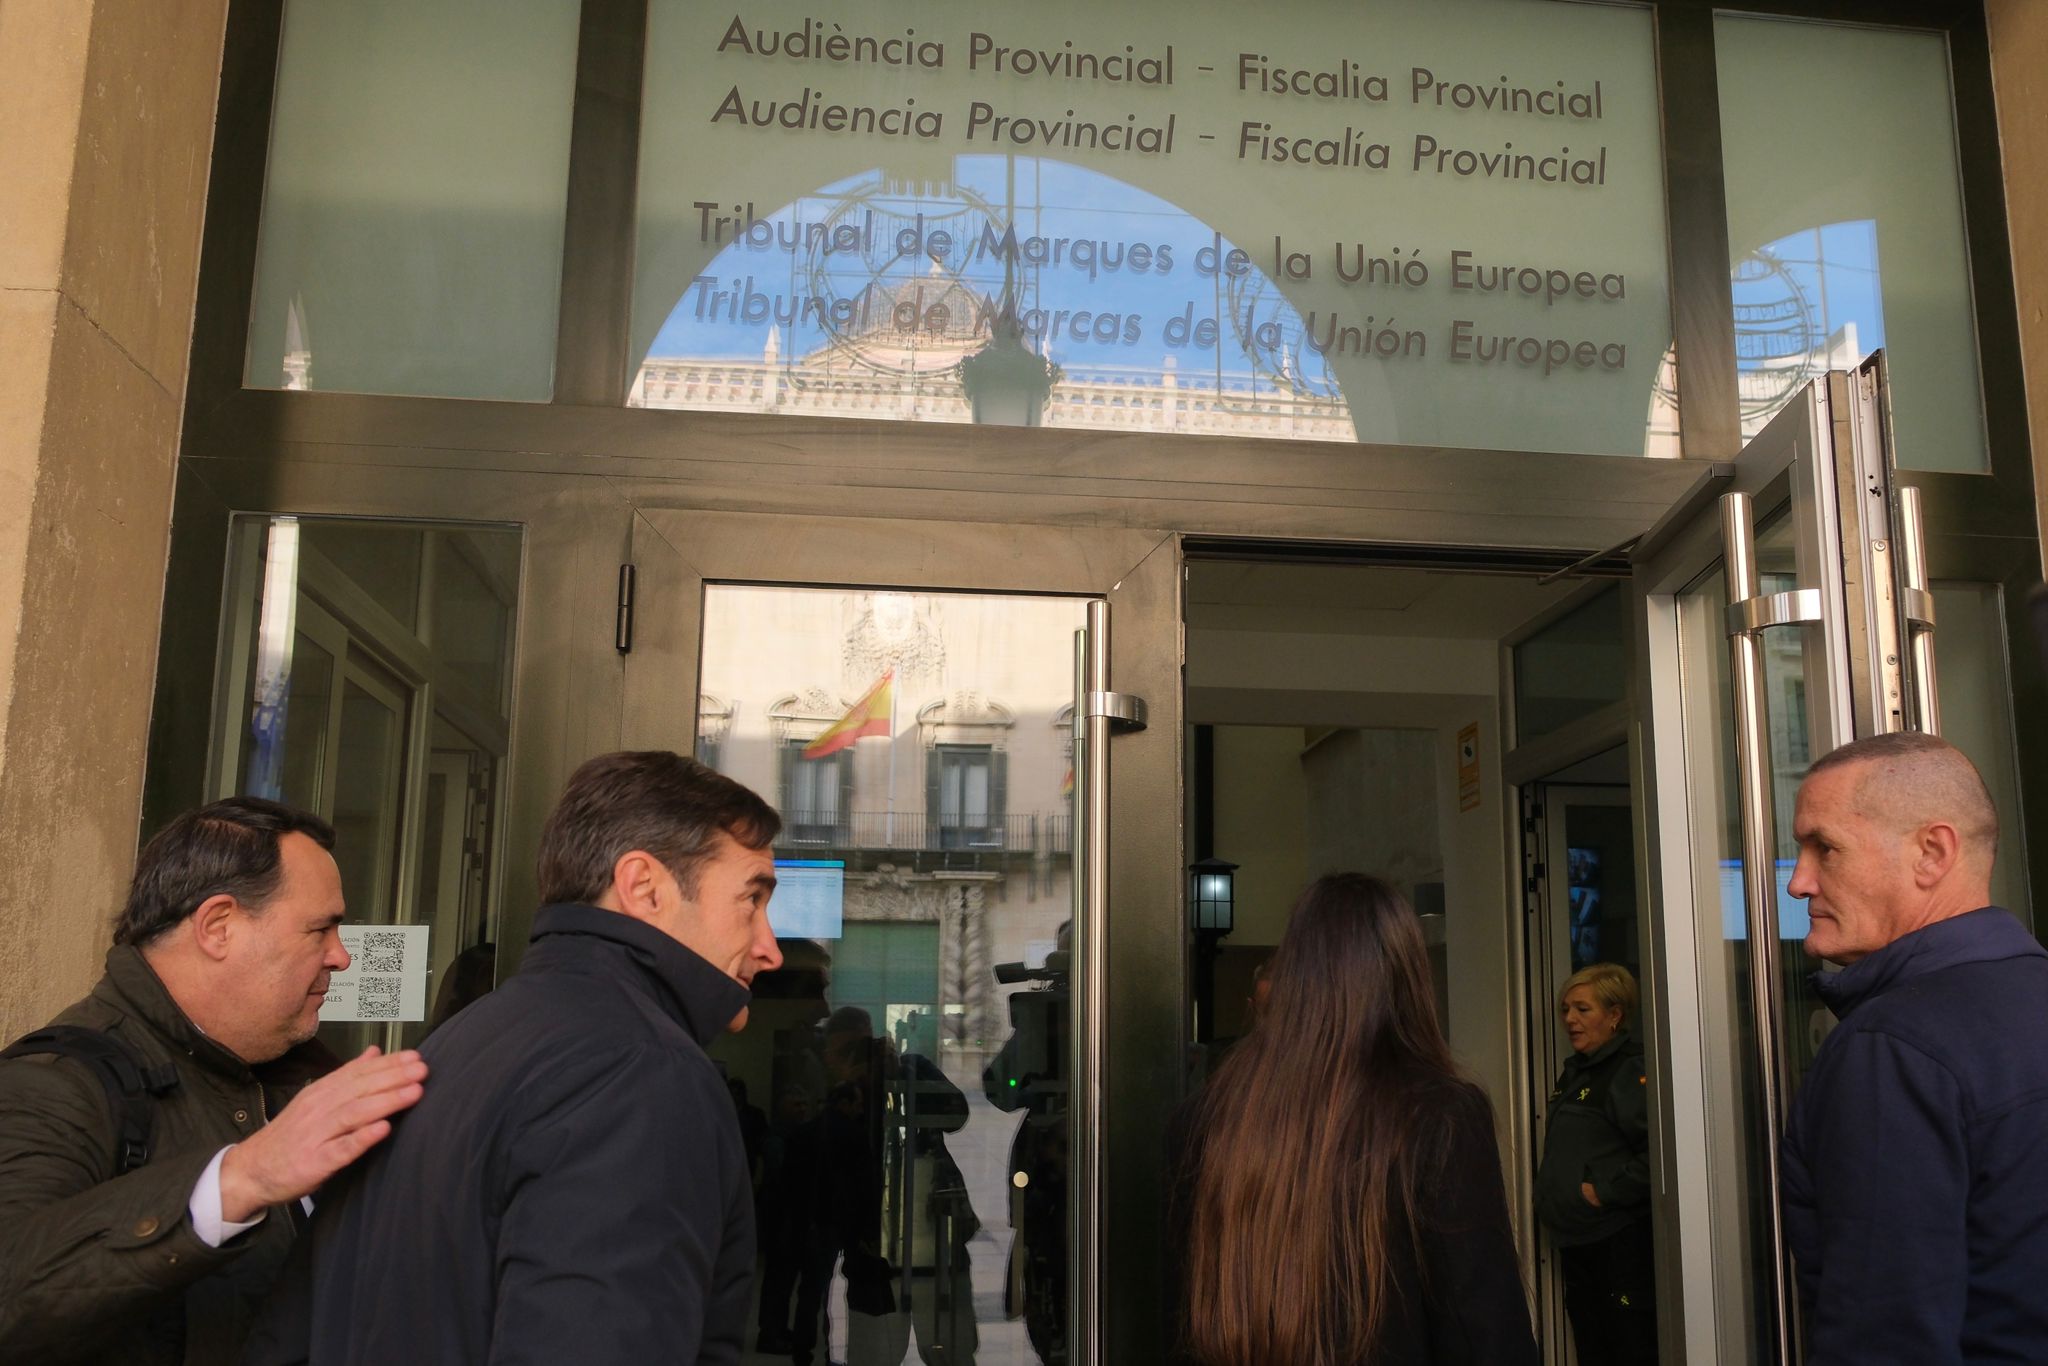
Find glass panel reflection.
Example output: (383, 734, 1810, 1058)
(1676, 509, 1827, 1362)
(1676, 560, 1769, 1362)
(697, 584, 1085, 1366)
(1513, 586, 1627, 744)
(245, 0, 582, 400)
(1930, 583, 2031, 925)
(634, 0, 1674, 456)
(216, 516, 521, 1054)
(1717, 17, 1987, 471)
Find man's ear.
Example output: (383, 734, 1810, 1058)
(606, 851, 668, 923)
(1912, 820, 1964, 889)
(188, 894, 240, 963)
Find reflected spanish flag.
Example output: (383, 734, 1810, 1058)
(802, 671, 894, 759)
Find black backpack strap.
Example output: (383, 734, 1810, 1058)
(3, 1025, 181, 1175)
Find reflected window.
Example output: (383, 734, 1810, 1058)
(932, 744, 1004, 849)
(216, 517, 521, 1053)
(782, 740, 852, 845)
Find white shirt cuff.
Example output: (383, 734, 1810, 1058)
(188, 1145, 266, 1248)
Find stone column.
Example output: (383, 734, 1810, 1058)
(0, 0, 226, 1037)
(1987, 0, 2048, 568)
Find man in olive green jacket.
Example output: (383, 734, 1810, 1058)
(0, 798, 429, 1366)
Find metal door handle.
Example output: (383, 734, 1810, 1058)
(1072, 601, 1111, 1366)
(1728, 589, 1823, 634)
(1720, 491, 1799, 1366)
(1082, 690, 1148, 731)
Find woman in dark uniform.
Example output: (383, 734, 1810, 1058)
(1536, 963, 1658, 1366)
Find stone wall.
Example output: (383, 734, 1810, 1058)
(1988, 0, 2048, 565)
(0, 0, 226, 1037)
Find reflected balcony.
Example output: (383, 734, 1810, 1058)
(776, 809, 1071, 859)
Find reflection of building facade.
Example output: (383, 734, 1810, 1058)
(698, 587, 1083, 1078)
(634, 314, 1355, 443)
(634, 347, 1355, 439)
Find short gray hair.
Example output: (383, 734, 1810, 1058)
(1807, 732, 1998, 867)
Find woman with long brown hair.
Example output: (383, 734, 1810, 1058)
(1172, 874, 1537, 1366)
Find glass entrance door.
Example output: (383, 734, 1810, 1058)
(623, 512, 1182, 1366)
(692, 585, 1087, 1366)
(1636, 357, 1944, 1365)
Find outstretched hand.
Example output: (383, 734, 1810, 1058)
(218, 1046, 427, 1222)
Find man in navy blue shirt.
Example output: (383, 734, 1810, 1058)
(1781, 732, 2048, 1366)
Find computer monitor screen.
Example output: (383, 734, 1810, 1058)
(770, 858, 845, 939)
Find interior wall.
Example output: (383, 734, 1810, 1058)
(1301, 727, 1444, 900)
(1189, 628, 1516, 1128)
(1208, 725, 1311, 948)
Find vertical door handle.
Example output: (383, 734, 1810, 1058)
(1720, 491, 1799, 1366)
(1071, 600, 1111, 1366)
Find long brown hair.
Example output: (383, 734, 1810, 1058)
(1181, 874, 1461, 1366)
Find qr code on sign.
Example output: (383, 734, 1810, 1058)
(358, 932, 406, 974)
(358, 977, 401, 1020)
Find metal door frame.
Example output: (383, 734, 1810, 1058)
(621, 505, 1186, 1366)
(1633, 420, 1816, 1366)
(1629, 364, 1945, 1365)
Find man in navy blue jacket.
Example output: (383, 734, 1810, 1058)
(245, 751, 787, 1365)
(1781, 731, 2048, 1366)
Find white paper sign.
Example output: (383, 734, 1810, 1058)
(320, 925, 430, 1024)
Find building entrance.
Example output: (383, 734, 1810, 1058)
(143, 362, 2032, 1366)
(1181, 557, 1646, 1366)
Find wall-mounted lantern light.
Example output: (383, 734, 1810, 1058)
(1189, 857, 1238, 935)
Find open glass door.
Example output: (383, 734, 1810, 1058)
(625, 512, 1182, 1366)
(1636, 356, 1942, 1366)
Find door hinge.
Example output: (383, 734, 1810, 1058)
(615, 564, 636, 655)
(1521, 789, 1546, 917)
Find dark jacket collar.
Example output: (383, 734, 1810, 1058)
(1564, 1027, 1638, 1074)
(527, 903, 750, 1047)
(1814, 906, 2044, 1018)
(96, 946, 340, 1085)
(96, 944, 257, 1079)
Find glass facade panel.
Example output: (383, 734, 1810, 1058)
(429, 530, 522, 711)
(1717, 17, 1987, 472)
(634, 0, 1673, 455)
(245, 0, 581, 400)
(697, 583, 1085, 1366)
(1513, 585, 1626, 744)
(1931, 583, 2031, 924)
(216, 516, 521, 1054)
(332, 665, 408, 923)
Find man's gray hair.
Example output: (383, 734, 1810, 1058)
(1807, 732, 1998, 866)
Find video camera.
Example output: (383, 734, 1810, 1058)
(985, 951, 1069, 1113)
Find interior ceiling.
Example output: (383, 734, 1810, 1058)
(1185, 560, 1595, 639)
